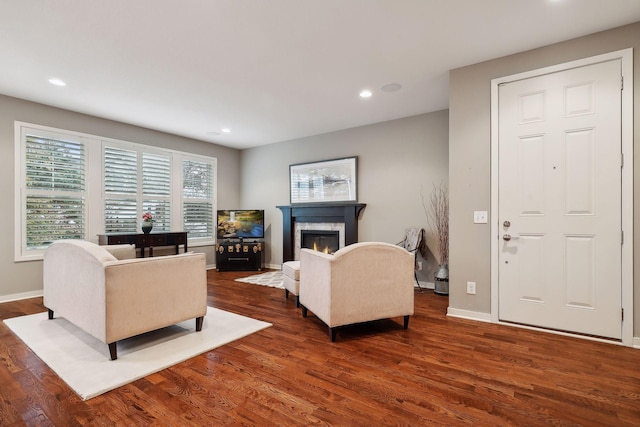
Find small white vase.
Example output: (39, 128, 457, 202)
(434, 264, 449, 295)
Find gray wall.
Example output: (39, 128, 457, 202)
(240, 110, 449, 283)
(0, 94, 241, 301)
(449, 22, 640, 334)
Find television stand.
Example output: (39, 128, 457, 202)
(215, 241, 263, 271)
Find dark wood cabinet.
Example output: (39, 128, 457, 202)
(215, 241, 263, 271)
(97, 232, 188, 257)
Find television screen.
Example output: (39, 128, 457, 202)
(217, 210, 264, 239)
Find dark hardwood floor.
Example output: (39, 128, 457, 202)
(1, 270, 639, 426)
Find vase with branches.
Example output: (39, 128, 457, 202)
(422, 182, 449, 286)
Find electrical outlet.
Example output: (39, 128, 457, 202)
(416, 261, 423, 270)
(474, 211, 488, 224)
(467, 281, 477, 294)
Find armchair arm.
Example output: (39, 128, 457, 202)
(43, 240, 116, 342)
(299, 249, 335, 324)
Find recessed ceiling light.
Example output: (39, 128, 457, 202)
(380, 83, 402, 92)
(359, 89, 372, 98)
(221, 128, 231, 133)
(48, 78, 66, 87)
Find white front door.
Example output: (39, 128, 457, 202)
(497, 59, 622, 339)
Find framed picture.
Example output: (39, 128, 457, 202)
(289, 157, 357, 204)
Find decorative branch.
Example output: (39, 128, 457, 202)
(422, 182, 449, 266)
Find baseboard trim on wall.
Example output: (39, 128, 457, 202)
(633, 337, 640, 349)
(447, 307, 492, 323)
(417, 281, 434, 290)
(0, 290, 43, 304)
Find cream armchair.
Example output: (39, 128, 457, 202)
(299, 242, 415, 342)
(43, 240, 207, 360)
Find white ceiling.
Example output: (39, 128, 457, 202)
(2, 1, 640, 149)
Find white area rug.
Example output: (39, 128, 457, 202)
(235, 270, 284, 289)
(4, 307, 271, 400)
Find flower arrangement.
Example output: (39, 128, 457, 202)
(142, 212, 155, 223)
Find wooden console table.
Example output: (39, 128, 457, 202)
(97, 231, 188, 257)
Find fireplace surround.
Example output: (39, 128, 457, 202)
(277, 203, 366, 262)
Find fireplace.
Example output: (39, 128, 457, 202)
(302, 230, 339, 254)
(294, 221, 345, 260)
(277, 203, 366, 262)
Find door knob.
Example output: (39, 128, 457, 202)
(503, 234, 511, 241)
(503, 220, 511, 227)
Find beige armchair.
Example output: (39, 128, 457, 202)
(299, 242, 415, 342)
(43, 240, 207, 360)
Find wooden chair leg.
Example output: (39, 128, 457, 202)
(295, 296, 300, 307)
(301, 305, 307, 318)
(196, 316, 204, 331)
(404, 315, 410, 329)
(108, 342, 117, 360)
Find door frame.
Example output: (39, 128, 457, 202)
(490, 48, 634, 346)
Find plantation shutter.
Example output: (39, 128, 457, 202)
(24, 134, 86, 249)
(142, 152, 171, 231)
(104, 146, 138, 233)
(183, 160, 214, 238)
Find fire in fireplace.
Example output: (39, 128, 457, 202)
(301, 230, 340, 254)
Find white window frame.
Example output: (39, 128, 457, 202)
(14, 122, 217, 261)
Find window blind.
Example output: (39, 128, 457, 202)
(142, 153, 171, 231)
(183, 160, 214, 238)
(104, 146, 138, 233)
(25, 134, 85, 191)
(24, 135, 85, 249)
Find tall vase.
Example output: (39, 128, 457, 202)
(434, 264, 449, 295)
(141, 220, 153, 234)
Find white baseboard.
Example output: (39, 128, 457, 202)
(416, 281, 434, 290)
(447, 307, 492, 323)
(451, 310, 640, 349)
(0, 290, 43, 304)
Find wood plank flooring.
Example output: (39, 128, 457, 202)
(1, 269, 639, 426)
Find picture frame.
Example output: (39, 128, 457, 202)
(289, 156, 357, 204)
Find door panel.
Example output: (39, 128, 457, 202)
(498, 59, 622, 339)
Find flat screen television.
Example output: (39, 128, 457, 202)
(217, 209, 264, 239)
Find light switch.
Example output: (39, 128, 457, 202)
(474, 211, 488, 224)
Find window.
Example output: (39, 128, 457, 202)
(103, 147, 173, 233)
(21, 131, 86, 254)
(15, 122, 217, 261)
(142, 152, 171, 232)
(182, 159, 214, 239)
(104, 146, 138, 233)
